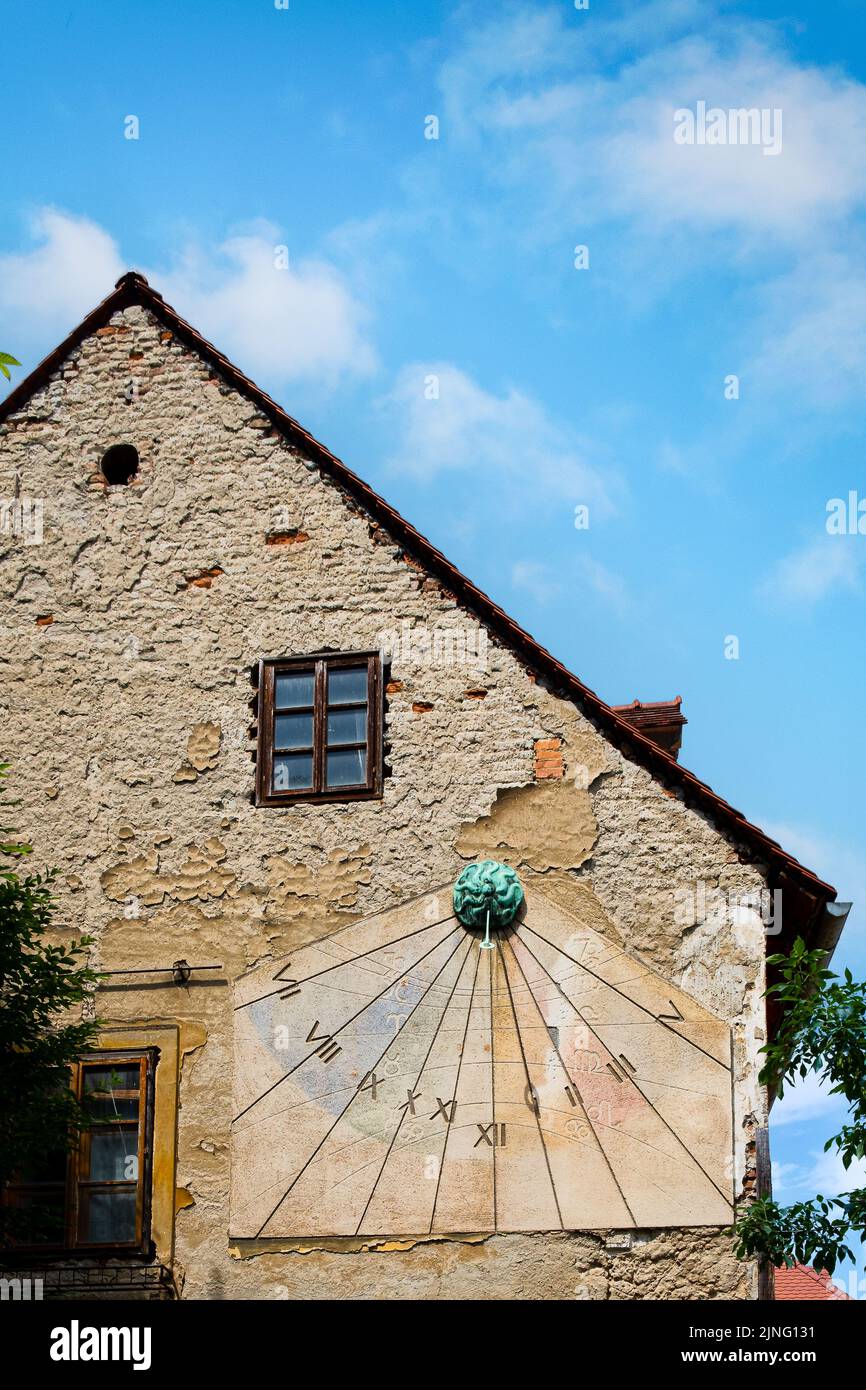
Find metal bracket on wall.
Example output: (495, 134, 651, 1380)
(98, 961, 223, 984)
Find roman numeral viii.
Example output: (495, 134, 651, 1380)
(306, 1021, 342, 1064)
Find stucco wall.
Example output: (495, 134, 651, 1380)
(0, 303, 768, 1299)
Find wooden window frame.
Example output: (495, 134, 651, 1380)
(256, 650, 383, 807)
(1, 1048, 157, 1259)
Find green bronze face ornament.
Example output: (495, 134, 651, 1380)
(452, 860, 524, 949)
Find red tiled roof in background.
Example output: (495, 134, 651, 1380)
(775, 1264, 851, 1300)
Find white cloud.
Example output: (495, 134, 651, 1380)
(439, 6, 866, 240)
(154, 225, 376, 385)
(748, 250, 866, 408)
(772, 1070, 847, 1130)
(759, 535, 862, 605)
(434, 4, 866, 412)
(0, 210, 375, 387)
(575, 553, 632, 615)
(770, 1159, 801, 1196)
(511, 553, 631, 614)
(772, 1078, 864, 1200)
(603, 47, 866, 238)
(776, 1148, 866, 1201)
(804, 1148, 866, 1198)
(657, 440, 693, 478)
(0, 208, 123, 327)
(511, 559, 561, 605)
(378, 361, 618, 509)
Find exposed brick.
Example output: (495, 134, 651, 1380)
(184, 566, 224, 589)
(265, 529, 309, 546)
(535, 736, 564, 780)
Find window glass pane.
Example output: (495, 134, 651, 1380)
(327, 708, 367, 745)
(84, 1065, 140, 1094)
(87, 1128, 139, 1182)
(326, 748, 367, 788)
(274, 670, 314, 708)
(272, 753, 313, 792)
(77, 1188, 137, 1245)
(327, 667, 368, 705)
(274, 712, 313, 749)
(84, 1065, 140, 1124)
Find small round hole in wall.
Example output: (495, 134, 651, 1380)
(101, 444, 139, 486)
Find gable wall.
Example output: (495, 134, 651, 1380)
(0, 304, 768, 1299)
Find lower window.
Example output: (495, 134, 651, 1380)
(2, 1049, 156, 1255)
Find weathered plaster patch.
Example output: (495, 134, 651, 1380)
(264, 846, 372, 938)
(186, 721, 221, 772)
(456, 780, 598, 872)
(100, 837, 237, 908)
(100, 847, 165, 907)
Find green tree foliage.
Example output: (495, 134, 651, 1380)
(0, 352, 20, 381)
(0, 764, 101, 1246)
(735, 937, 866, 1273)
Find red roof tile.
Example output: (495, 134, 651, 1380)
(612, 696, 686, 723)
(612, 698, 687, 757)
(775, 1264, 851, 1300)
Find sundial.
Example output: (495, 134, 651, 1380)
(231, 866, 734, 1237)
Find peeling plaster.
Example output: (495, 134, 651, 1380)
(456, 779, 598, 872)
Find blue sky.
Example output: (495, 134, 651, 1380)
(3, 0, 865, 1287)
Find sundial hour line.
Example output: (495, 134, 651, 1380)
(428, 939, 484, 1234)
(233, 922, 463, 1125)
(352, 935, 476, 1236)
(234, 912, 458, 1012)
(516, 921, 729, 1071)
(512, 931, 732, 1208)
(494, 937, 563, 1230)
(253, 929, 471, 1237)
(501, 933, 638, 1226)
